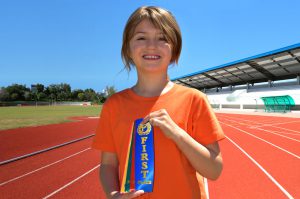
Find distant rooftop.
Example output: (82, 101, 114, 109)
(172, 43, 300, 90)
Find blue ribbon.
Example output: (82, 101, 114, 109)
(134, 118, 154, 192)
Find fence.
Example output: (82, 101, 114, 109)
(0, 101, 92, 107)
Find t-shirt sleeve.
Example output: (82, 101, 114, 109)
(191, 92, 225, 145)
(92, 99, 116, 152)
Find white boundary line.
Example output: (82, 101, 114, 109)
(220, 115, 300, 133)
(88, 116, 99, 119)
(0, 134, 94, 165)
(252, 120, 300, 129)
(204, 178, 209, 199)
(0, 148, 91, 186)
(255, 127, 300, 142)
(250, 128, 300, 136)
(220, 114, 267, 125)
(226, 135, 294, 198)
(43, 164, 100, 199)
(221, 114, 298, 127)
(250, 130, 300, 136)
(220, 122, 300, 159)
(222, 117, 300, 142)
(254, 124, 300, 134)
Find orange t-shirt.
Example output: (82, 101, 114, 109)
(92, 84, 225, 199)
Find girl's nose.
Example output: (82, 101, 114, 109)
(146, 39, 157, 49)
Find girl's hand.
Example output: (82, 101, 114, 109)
(142, 109, 182, 140)
(111, 190, 144, 199)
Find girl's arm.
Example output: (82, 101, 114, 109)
(100, 152, 144, 199)
(143, 109, 223, 180)
(172, 132, 223, 180)
(100, 152, 120, 198)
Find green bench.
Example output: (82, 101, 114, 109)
(261, 95, 295, 113)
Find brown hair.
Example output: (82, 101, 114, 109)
(121, 6, 182, 71)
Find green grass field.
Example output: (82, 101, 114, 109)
(0, 105, 102, 130)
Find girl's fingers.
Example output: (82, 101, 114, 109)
(142, 110, 166, 124)
(149, 117, 166, 127)
(126, 190, 145, 198)
(149, 118, 155, 126)
(114, 190, 143, 199)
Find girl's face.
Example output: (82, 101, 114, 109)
(129, 19, 172, 74)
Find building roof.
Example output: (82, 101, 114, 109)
(172, 43, 300, 90)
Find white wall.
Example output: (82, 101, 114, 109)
(206, 85, 300, 108)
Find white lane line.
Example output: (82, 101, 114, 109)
(220, 114, 292, 126)
(253, 124, 300, 134)
(220, 115, 300, 133)
(43, 164, 100, 199)
(226, 136, 294, 198)
(219, 115, 265, 125)
(222, 117, 300, 142)
(88, 117, 99, 119)
(253, 120, 300, 129)
(220, 122, 300, 159)
(250, 130, 300, 136)
(204, 178, 209, 199)
(255, 127, 300, 142)
(0, 148, 91, 186)
(0, 134, 95, 165)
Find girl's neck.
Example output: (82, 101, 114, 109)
(132, 73, 173, 97)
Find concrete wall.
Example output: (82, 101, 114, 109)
(206, 84, 300, 111)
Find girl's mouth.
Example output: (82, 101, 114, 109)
(143, 55, 161, 60)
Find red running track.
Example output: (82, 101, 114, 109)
(209, 113, 300, 199)
(0, 117, 98, 162)
(0, 114, 299, 198)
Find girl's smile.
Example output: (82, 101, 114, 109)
(143, 55, 161, 60)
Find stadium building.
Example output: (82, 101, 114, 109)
(172, 43, 300, 113)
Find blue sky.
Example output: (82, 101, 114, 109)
(1, 0, 299, 92)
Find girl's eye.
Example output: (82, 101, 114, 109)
(159, 37, 167, 42)
(137, 37, 145, 40)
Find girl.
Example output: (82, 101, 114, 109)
(93, 6, 224, 199)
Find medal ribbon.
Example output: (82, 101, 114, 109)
(134, 118, 154, 192)
(121, 118, 154, 193)
(120, 124, 134, 193)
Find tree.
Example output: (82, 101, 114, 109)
(5, 84, 29, 101)
(10, 93, 19, 101)
(84, 88, 97, 101)
(0, 87, 9, 101)
(97, 92, 106, 104)
(71, 89, 84, 101)
(78, 93, 85, 101)
(36, 83, 45, 93)
(57, 83, 71, 101)
(46, 84, 59, 101)
(37, 92, 47, 101)
(24, 91, 32, 101)
(57, 92, 67, 101)
(45, 83, 71, 101)
(1, 83, 109, 103)
(105, 86, 116, 98)
(31, 83, 46, 101)
(98, 86, 117, 104)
